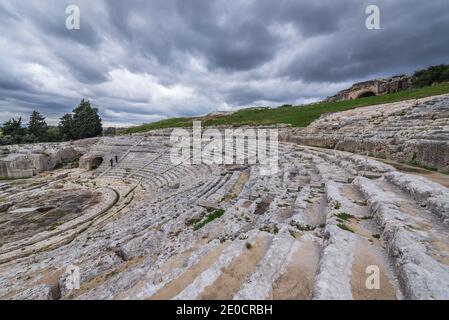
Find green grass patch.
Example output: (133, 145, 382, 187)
(335, 212, 354, 221)
(127, 117, 192, 133)
(193, 208, 225, 230)
(0, 176, 33, 182)
(127, 83, 449, 133)
(406, 160, 439, 172)
(337, 223, 354, 233)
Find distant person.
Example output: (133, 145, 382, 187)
(115, 155, 118, 163)
(110, 159, 113, 167)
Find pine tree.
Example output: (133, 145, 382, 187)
(2, 117, 25, 137)
(28, 111, 48, 142)
(1, 117, 25, 144)
(59, 113, 74, 140)
(71, 99, 103, 139)
(58, 99, 103, 141)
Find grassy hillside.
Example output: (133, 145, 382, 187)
(127, 82, 449, 133)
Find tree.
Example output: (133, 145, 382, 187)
(414, 64, 449, 87)
(46, 126, 61, 142)
(59, 113, 74, 140)
(0, 99, 103, 145)
(71, 99, 103, 139)
(58, 99, 103, 140)
(28, 111, 48, 142)
(1, 118, 26, 145)
(2, 117, 25, 137)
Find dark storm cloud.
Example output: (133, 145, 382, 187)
(281, 0, 449, 82)
(0, 0, 448, 126)
(174, 0, 283, 71)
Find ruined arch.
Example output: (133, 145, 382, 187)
(79, 153, 105, 170)
(356, 91, 377, 99)
(90, 157, 103, 170)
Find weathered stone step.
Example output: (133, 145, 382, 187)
(313, 179, 402, 299)
(173, 232, 266, 299)
(353, 176, 449, 299)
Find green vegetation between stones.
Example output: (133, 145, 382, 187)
(193, 208, 225, 231)
(259, 224, 279, 234)
(335, 212, 355, 221)
(337, 223, 354, 233)
(290, 221, 315, 231)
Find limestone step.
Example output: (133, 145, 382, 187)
(353, 176, 449, 299)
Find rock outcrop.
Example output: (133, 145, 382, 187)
(79, 152, 106, 170)
(283, 94, 449, 173)
(0, 145, 80, 179)
(325, 75, 414, 102)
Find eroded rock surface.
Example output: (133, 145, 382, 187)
(0, 141, 90, 179)
(283, 94, 449, 173)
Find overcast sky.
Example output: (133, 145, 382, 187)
(1, 0, 448, 127)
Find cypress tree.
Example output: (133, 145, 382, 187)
(28, 111, 48, 141)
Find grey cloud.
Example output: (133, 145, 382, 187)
(0, 0, 448, 126)
(281, 0, 449, 82)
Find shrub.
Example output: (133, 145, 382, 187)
(414, 64, 449, 88)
